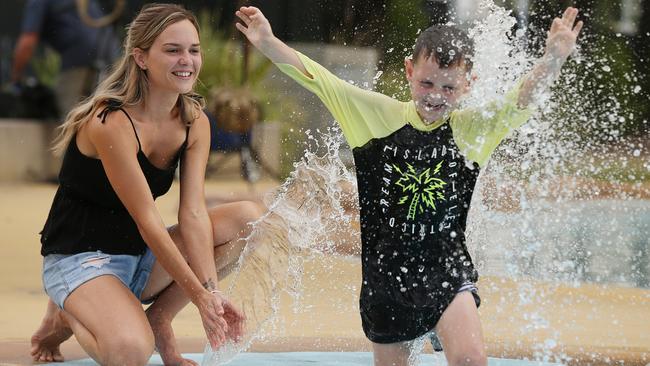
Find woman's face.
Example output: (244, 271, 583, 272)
(139, 19, 202, 95)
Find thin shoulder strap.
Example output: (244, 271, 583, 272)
(97, 103, 142, 151)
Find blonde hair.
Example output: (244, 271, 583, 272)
(53, 3, 205, 154)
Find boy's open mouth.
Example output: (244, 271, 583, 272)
(422, 100, 445, 112)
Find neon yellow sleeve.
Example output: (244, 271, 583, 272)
(275, 51, 407, 148)
(450, 81, 533, 167)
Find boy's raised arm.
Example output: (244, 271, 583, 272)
(518, 7, 583, 108)
(235, 6, 405, 149)
(235, 6, 310, 77)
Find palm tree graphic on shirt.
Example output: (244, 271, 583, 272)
(393, 161, 447, 221)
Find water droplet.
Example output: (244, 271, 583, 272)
(544, 338, 557, 348)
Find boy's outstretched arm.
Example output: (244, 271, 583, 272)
(235, 6, 309, 77)
(518, 7, 583, 108)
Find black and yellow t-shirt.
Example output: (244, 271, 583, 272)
(277, 52, 531, 308)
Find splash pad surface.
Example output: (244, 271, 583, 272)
(44, 352, 562, 366)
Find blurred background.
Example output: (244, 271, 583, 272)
(0, 1, 648, 364)
(0, 0, 648, 181)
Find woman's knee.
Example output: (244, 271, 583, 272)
(101, 331, 154, 366)
(237, 200, 266, 222)
(208, 200, 265, 227)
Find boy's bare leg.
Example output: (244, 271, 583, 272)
(141, 201, 264, 365)
(372, 340, 419, 366)
(30, 299, 73, 362)
(435, 291, 487, 366)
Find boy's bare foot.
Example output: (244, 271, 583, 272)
(146, 309, 198, 366)
(30, 307, 73, 362)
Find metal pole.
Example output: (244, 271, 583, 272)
(238, 0, 250, 85)
(515, 0, 529, 44)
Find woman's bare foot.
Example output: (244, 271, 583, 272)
(30, 301, 73, 362)
(146, 309, 198, 366)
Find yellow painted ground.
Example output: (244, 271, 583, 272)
(0, 181, 648, 365)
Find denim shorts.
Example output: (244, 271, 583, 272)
(42, 249, 156, 309)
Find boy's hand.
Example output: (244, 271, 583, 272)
(544, 7, 583, 61)
(234, 6, 308, 75)
(517, 8, 584, 108)
(235, 6, 274, 49)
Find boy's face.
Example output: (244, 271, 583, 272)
(405, 55, 471, 124)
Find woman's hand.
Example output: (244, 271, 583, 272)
(221, 296, 245, 342)
(194, 289, 246, 348)
(194, 290, 228, 349)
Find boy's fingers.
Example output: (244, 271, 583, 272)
(235, 22, 247, 34)
(240, 6, 260, 16)
(565, 8, 578, 27)
(573, 20, 584, 36)
(236, 10, 252, 25)
(550, 17, 561, 34)
(561, 7, 571, 22)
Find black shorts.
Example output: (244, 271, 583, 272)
(360, 282, 480, 346)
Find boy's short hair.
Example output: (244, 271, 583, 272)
(413, 24, 474, 70)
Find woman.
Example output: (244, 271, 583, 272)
(30, 4, 263, 365)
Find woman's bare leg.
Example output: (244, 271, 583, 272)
(33, 275, 155, 366)
(142, 201, 265, 365)
(28, 201, 263, 363)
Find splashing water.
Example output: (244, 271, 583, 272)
(202, 0, 648, 364)
(464, 0, 649, 362)
(202, 129, 359, 365)
(463, 0, 534, 110)
(466, 0, 649, 287)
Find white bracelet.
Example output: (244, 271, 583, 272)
(210, 289, 223, 295)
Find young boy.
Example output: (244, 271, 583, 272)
(236, 6, 582, 366)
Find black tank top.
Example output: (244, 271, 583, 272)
(40, 103, 189, 256)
